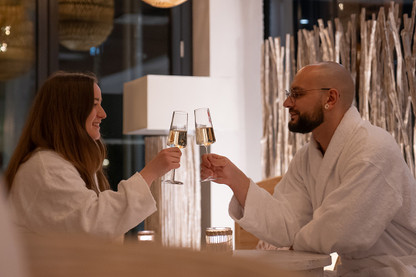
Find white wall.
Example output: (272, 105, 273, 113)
(193, 0, 263, 229)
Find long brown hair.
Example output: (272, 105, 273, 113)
(5, 71, 110, 194)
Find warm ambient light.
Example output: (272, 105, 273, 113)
(3, 26, 11, 36)
(141, 0, 187, 8)
(58, 0, 114, 51)
(0, 43, 7, 52)
(0, 3, 35, 80)
(103, 159, 110, 167)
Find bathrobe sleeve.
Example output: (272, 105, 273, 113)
(10, 150, 157, 239)
(229, 147, 314, 247)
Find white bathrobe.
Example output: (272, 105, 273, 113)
(9, 149, 157, 240)
(230, 106, 416, 276)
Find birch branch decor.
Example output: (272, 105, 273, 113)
(261, 1, 416, 178)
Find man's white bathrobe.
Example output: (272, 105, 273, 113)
(9, 149, 156, 240)
(230, 107, 416, 276)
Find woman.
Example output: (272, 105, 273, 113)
(5, 71, 181, 240)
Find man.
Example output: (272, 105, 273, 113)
(201, 62, 416, 276)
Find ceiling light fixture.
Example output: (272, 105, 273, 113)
(142, 0, 187, 8)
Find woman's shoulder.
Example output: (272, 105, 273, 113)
(22, 149, 73, 171)
(14, 149, 81, 191)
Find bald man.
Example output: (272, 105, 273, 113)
(201, 62, 416, 276)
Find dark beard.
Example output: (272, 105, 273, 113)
(288, 106, 324, 133)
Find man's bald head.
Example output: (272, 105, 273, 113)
(296, 61, 355, 110)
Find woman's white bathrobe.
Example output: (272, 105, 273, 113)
(230, 107, 416, 276)
(9, 149, 156, 240)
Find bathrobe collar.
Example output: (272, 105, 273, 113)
(308, 106, 362, 207)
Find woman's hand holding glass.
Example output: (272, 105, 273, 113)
(140, 147, 182, 186)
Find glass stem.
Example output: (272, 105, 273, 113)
(172, 169, 177, 181)
(204, 145, 212, 180)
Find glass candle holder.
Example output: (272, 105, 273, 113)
(137, 230, 155, 242)
(205, 227, 233, 254)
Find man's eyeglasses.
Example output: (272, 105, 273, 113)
(285, 88, 330, 103)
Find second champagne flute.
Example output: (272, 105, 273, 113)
(165, 111, 188, 185)
(194, 108, 216, 182)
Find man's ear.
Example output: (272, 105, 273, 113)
(326, 88, 339, 109)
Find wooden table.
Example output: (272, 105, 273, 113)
(234, 249, 332, 277)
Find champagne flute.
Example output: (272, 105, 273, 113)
(194, 108, 216, 182)
(165, 111, 188, 185)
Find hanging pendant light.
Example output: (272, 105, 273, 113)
(58, 0, 114, 51)
(141, 0, 187, 8)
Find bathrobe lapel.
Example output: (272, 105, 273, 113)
(308, 106, 362, 209)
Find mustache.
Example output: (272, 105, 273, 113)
(289, 108, 299, 115)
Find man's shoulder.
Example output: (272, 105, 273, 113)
(360, 120, 397, 147)
(346, 120, 405, 165)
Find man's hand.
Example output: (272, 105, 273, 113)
(201, 154, 250, 207)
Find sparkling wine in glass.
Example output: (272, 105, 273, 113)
(165, 111, 188, 185)
(194, 108, 216, 182)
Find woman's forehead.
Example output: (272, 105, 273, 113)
(93, 83, 102, 98)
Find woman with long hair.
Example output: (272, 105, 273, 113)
(5, 71, 181, 240)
